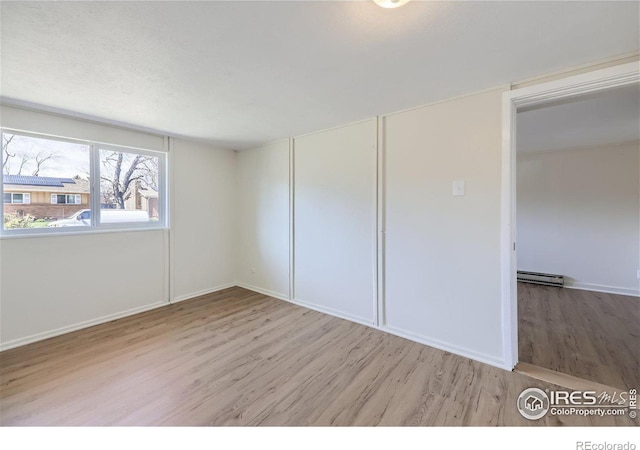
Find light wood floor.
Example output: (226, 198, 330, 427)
(1, 287, 634, 426)
(518, 282, 640, 390)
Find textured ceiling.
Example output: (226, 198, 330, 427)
(517, 84, 640, 153)
(1, 1, 639, 150)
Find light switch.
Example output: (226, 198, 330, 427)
(453, 180, 465, 196)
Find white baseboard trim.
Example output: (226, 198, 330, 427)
(235, 284, 375, 328)
(0, 301, 167, 352)
(1, 282, 243, 352)
(171, 282, 237, 304)
(381, 325, 509, 371)
(565, 282, 639, 297)
(238, 285, 507, 371)
(290, 297, 376, 328)
(235, 282, 289, 302)
(2, 282, 511, 373)
(236, 285, 507, 370)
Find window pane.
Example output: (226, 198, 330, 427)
(99, 148, 160, 224)
(3, 193, 11, 203)
(57, 194, 67, 204)
(2, 133, 90, 230)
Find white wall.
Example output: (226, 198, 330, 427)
(171, 138, 237, 301)
(0, 106, 169, 349)
(233, 92, 509, 367)
(517, 142, 640, 295)
(0, 107, 238, 350)
(382, 89, 505, 366)
(294, 119, 377, 324)
(6, 66, 634, 373)
(0, 230, 167, 347)
(236, 140, 290, 299)
(0, 105, 165, 152)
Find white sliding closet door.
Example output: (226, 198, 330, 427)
(293, 118, 377, 325)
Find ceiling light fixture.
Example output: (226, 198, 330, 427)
(373, 0, 411, 9)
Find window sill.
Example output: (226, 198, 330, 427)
(0, 226, 169, 240)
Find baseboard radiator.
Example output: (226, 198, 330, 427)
(517, 271, 564, 287)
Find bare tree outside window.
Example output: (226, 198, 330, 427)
(3, 134, 59, 176)
(99, 149, 159, 213)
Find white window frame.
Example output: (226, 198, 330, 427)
(1, 129, 168, 237)
(93, 144, 167, 230)
(4, 192, 30, 204)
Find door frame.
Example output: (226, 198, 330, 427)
(500, 61, 640, 370)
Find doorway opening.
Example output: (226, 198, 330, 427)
(501, 62, 640, 390)
(516, 85, 639, 389)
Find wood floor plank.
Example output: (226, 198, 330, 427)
(1, 287, 636, 426)
(518, 283, 640, 389)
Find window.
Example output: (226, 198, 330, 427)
(2, 130, 166, 233)
(51, 194, 81, 205)
(4, 192, 30, 204)
(99, 148, 160, 224)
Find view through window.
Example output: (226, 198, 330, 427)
(2, 131, 165, 232)
(99, 148, 160, 224)
(2, 133, 90, 229)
